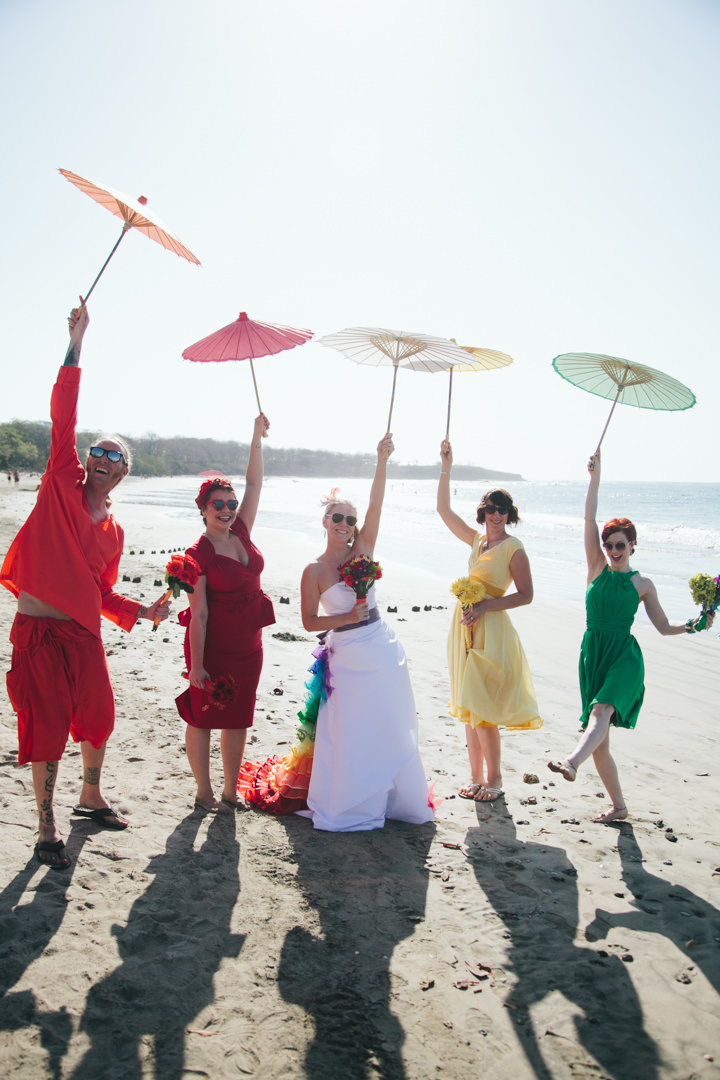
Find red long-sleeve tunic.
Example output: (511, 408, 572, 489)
(0, 366, 141, 636)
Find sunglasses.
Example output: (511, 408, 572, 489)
(207, 498, 239, 511)
(329, 513, 357, 526)
(604, 541, 627, 551)
(483, 505, 509, 515)
(89, 446, 127, 464)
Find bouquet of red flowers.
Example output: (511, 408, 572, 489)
(202, 674, 238, 712)
(339, 555, 383, 599)
(153, 553, 201, 630)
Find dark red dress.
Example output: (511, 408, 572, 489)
(175, 518, 275, 729)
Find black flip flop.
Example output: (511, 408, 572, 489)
(35, 839, 71, 870)
(73, 806, 129, 830)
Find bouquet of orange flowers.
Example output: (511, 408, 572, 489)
(153, 553, 201, 630)
(339, 555, 382, 599)
(451, 576, 487, 651)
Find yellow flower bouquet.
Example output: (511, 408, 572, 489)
(451, 577, 487, 651)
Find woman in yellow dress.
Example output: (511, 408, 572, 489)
(437, 440, 543, 801)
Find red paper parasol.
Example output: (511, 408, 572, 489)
(60, 168, 200, 301)
(182, 311, 314, 419)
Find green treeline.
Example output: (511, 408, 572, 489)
(0, 420, 521, 481)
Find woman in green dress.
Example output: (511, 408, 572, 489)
(548, 449, 712, 823)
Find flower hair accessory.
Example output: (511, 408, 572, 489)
(320, 487, 340, 507)
(195, 477, 232, 509)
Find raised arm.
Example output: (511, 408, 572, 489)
(585, 450, 606, 582)
(437, 439, 476, 546)
(238, 412, 269, 533)
(354, 433, 393, 555)
(64, 298, 89, 366)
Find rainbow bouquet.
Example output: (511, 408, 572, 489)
(451, 576, 487, 651)
(153, 553, 201, 630)
(339, 555, 383, 599)
(688, 572, 720, 631)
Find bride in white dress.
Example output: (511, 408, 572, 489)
(299, 433, 434, 832)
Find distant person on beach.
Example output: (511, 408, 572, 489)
(175, 423, 276, 814)
(13, 469, 19, 485)
(548, 449, 713, 823)
(437, 440, 542, 803)
(7, 469, 11, 484)
(239, 434, 435, 831)
(0, 300, 171, 870)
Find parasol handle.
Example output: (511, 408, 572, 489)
(594, 386, 623, 456)
(445, 368, 454, 440)
(248, 358, 267, 436)
(386, 362, 399, 433)
(83, 222, 132, 303)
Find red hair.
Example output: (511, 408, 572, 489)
(602, 517, 637, 544)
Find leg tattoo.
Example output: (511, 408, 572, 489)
(83, 766, 100, 787)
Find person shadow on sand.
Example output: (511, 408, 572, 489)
(585, 824, 720, 996)
(69, 813, 245, 1080)
(465, 806, 659, 1080)
(277, 818, 435, 1080)
(0, 837, 87, 1080)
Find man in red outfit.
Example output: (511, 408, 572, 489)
(1, 300, 170, 869)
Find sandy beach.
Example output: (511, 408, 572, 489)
(1, 480, 718, 1080)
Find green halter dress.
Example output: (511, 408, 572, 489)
(579, 566, 645, 729)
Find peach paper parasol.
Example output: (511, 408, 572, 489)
(59, 168, 200, 301)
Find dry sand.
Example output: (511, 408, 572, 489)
(1, 481, 719, 1080)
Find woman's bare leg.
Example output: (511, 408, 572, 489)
(459, 725, 485, 796)
(549, 702, 614, 781)
(590, 730, 627, 822)
(185, 726, 216, 809)
(476, 725, 503, 799)
(220, 728, 248, 808)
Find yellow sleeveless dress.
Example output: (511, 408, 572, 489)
(447, 533, 543, 731)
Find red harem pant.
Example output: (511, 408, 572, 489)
(6, 613, 115, 765)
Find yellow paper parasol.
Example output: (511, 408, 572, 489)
(445, 343, 513, 438)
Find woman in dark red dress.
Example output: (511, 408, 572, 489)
(176, 414, 275, 812)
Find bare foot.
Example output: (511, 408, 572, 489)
(592, 805, 628, 824)
(194, 796, 219, 813)
(548, 760, 577, 782)
(218, 797, 243, 814)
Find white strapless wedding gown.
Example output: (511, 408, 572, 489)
(303, 582, 434, 832)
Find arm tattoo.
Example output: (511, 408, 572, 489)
(63, 342, 81, 367)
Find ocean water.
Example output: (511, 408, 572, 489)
(114, 476, 720, 624)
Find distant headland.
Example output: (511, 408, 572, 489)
(0, 420, 523, 481)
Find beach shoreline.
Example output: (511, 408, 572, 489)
(1, 480, 718, 1080)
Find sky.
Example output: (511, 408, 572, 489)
(1, 0, 718, 482)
